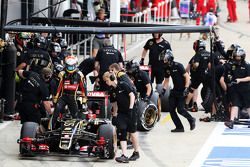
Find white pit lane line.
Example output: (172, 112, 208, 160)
(190, 123, 250, 167)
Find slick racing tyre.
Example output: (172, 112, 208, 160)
(98, 124, 115, 159)
(20, 122, 39, 155)
(137, 100, 158, 131)
(156, 85, 170, 112)
(150, 91, 161, 121)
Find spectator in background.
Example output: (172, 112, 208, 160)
(142, 0, 149, 11)
(71, 0, 82, 18)
(120, 0, 129, 22)
(227, 0, 237, 22)
(179, 0, 194, 39)
(92, 8, 109, 57)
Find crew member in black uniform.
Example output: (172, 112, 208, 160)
(17, 68, 52, 124)
(17, 35, 52, 74)
(14, 32, 30, 69)
(103, 71, 139, 163)
(161, 50, 196, 132)
(94, 38, 124, 91)
(222, 47, 250, 129)
(140, 33, 171, 89)
(109, 63, 136, 92)
(185, 40, 210, 109)
(52, 55, 86, 129)
(126, 60, 152, 100)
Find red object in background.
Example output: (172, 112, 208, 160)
(227, 0, 237, 22)
(196, 0, 207, 16)
(196, 16, 201, 25)
(206, 0, 216, 12)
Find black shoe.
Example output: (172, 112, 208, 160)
(224, 120, 234, 129)
(184, 104, 189, 110)
(171, 128, 184, 132)
(129, 151, 140, 161)
(189, 117, 196, 130)
(115, 155, 129, 163)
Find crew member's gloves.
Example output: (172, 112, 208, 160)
(161, 88, 166, 97)
(139, 58, 144, 65)
(129, 108, 134, 119)
(112, 116, 118, 126)
(183, 87, 189, 97)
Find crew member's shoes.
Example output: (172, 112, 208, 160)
(115, 154, 129, 163)
(171, 128, 184, 132)
(129, 151, 140, 161)
(224, 120, 234, 129)
(189, 117, 196, 130)
(191, 103, 198, 112)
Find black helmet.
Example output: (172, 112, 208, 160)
(213, 40, 225, 52)
(52, 32, 62, 38)
(163, 49, 174, 63)
(33, 35, 47, 50)
(152, 33, 163, 39)
(232, 47, 246, 61)
(193, 40, 206, 52)
(48, 42, 61, 53)
(60, 38, 68, 49)
(126, 60, 139, 75)
(226, 43, 240, 60)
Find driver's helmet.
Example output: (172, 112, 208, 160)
(65, 55, 78, 73)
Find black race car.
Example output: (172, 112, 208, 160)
(18, 91, 115, 159)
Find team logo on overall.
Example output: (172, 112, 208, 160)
(149, 41, 154, 46)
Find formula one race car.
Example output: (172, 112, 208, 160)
(18, 91, 115, 159)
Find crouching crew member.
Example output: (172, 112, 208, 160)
(126, 60, 152, 101)
(161, 50, 196, 132)
(223, 47, 250, 129)
(17, 68, 53, 124)
(103, 72, 140, 163)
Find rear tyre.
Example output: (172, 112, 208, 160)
(137, 100, 158, 131)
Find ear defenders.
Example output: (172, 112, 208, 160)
(109, 72, 116, 81)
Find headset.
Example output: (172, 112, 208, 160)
(109, 72, 116, 81)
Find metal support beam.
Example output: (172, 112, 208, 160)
(0, 0, 8, 39)
(4, 25, 212, 34)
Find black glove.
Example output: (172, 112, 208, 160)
(161, 88, 166, 97)
(129, 108, 135, 119)
(183, 87, 189, 97)
(139, 58, 144, 65)
(143, 96, 150, 103)
(111, 116, 118, 126)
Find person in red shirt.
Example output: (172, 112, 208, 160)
(227, 0, 237, 22)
